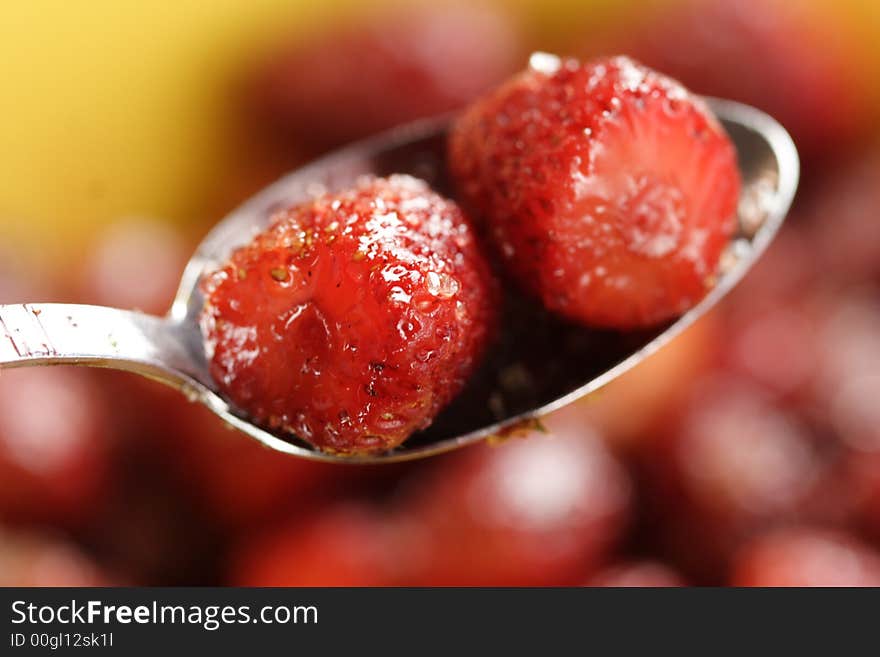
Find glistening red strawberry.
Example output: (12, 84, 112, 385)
(200, 175, 496, 456)
(450, 55, 740, 329)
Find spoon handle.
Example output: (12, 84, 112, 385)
(0, 303, 209, 389)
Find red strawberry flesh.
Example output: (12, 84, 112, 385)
(449, 55, 740, 329)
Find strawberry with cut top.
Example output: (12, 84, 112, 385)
(449, 54, 740, 329)
(200, 175, 496, 456)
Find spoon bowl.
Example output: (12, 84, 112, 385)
(0, 98, 798, 463)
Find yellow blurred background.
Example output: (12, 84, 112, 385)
(0, 0, 340, 257)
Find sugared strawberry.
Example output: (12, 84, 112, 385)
(450, 55, 740, 329)
(586, 560, 687, 587)
(730, 527, 880, 587)
(200, 175, 496, 455)
(250, 1, 522, 152)
(596, 0, 875, 164)
(392, 412, 632, 586)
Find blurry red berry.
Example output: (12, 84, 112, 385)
(251, 1, 522, 151)
(394, 413, 632, 585)
(810, 289, 880, 453)
(802, 152, 880, 285)
(720, 249, 821, 402)
(0, 368, 112, 528)
(731, 527, 880, 587)
(724, 303, 818, 401)
(602, 0, 875, 163)
(849, 452, 880, 541)
(724, 222, 816, 310)
(231, 503, 394, 587)
(672, 380, 822, 518)
(201, 175, 497, 455)
(79, 218, 190, 316)
(0, 528, 110, 586)
(644, 374, 856, 580)
(146, 388, 350, 530)
(450, 55, 739, 328)
(587, 560, 687, 587)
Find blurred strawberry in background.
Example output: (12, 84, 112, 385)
(0, 528, 111, 587)
(82, 450, 221, 585)
(232, 503, 396, 586)
(851, 453, 880, 542)
(802, 151, 880, 286)
(233, 408, 632, 586)
(718, 239, 819, 405)
(587, 560, 687, 587)
(390, 410, 632, 586)
(249, 1, 524, 154)
(809, 290, 880, 442)
(730, 527, 880, 587)
(0, 369, 114, 530)
(640, 374, 858, 582)
(77, 217, 191, 316)
(0, 265, 115, 531)
(145, 393, 355, 532)
(589, 0, 877, 168)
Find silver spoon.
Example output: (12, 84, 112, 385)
(0, 98, 798, 464)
